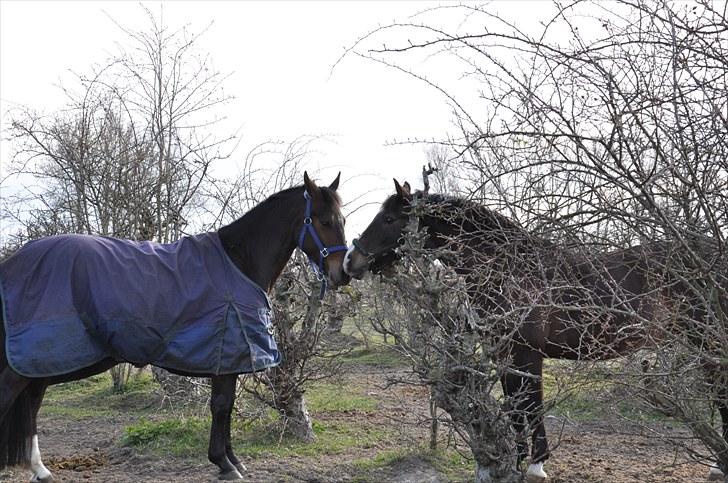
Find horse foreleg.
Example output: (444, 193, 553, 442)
(209, 374, 242, 481)
(29, 381, 52, 483)
(525, 365, 549, 482)
(709, 396, 728, 481)
(505, 351, 549, 482)
(223, 378, 246, 475)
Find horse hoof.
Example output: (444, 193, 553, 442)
(234, 462, 247, 474)
(526, 462, 548, 483)
(708, 464, 725, 481)
(30, 475, 54, 483)
(217, 469, 243, 481)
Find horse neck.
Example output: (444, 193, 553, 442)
(418, 206, 471, 274)
(417, 196, 531, 273)
(218, 188, 303, 293)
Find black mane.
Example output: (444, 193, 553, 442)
(413, 192, 536, 250)
(226, 185, 340, 239)
(218, 183, 341, 292)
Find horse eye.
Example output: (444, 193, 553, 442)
(321, 219, 332, 227)
(384, 216, 395, 224)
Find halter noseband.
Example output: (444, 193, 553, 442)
(351, 236, 404, 262)
(298, 190, 348, 298)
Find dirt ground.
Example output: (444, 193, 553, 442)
(0, 368, 714, 483)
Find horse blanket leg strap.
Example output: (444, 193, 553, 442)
(0, 233, 281, 377)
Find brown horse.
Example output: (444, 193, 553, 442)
(344, 179, 728, 482)
(0, 172, 349, 483)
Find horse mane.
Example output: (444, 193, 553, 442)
(218, 183, 342, 291)
(414, 192, 536, 248)
(233, 184, 341, 231)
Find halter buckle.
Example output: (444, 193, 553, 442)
(320, 247, 329, 258)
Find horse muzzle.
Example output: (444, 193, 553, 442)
(343, 245, 368, 280)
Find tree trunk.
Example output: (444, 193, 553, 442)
(151, 366, 202, 402)
(110, 363, 132, 393)
(280, 393, 315, 442)
(475, 462, 522, 483)
(429, 388, 438, 450)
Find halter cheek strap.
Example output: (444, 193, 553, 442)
(298, 190, 348, 298)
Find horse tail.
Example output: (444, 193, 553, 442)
(0, 387, 33, 469)
(0, 322, 33, 469)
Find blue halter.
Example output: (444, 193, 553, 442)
(297, 190, 348, 298)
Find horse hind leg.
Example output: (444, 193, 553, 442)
(29, 434, 52, 483)
(500, 373, 530, 466)
(28, 382, 52, 483)
(526, 412, 549, 482)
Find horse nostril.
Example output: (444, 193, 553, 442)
(339, 271, 352, 285)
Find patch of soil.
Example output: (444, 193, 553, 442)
(545, 419, 707, 483)
(366, 456, 446, 483)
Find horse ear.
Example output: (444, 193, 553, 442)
(329, 172, 341, 191)
(394, 179, 412, 200)
(303, 171, 319, 195)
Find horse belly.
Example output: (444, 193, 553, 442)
(539, 311, 648, 361)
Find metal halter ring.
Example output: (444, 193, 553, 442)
(320, 247, 329, 257)
(303, 217, 312, 225)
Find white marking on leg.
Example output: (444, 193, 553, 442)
(343, 246, 355, 275)
(30, 434, 52, 482)
(709, 463, 725, 481)
(526, 462, 548, 482)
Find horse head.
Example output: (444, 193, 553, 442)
(344, 178, 414, 279)
(299, 171, 350, 288)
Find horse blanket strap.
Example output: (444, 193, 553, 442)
(0, 232, 281, 378)
(298, 190, 348, 298)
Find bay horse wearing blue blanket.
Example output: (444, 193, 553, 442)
(0, 172, 349, 482)
(344, 179, 728, 482)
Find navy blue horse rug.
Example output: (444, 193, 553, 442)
(0, 233, 281, 377)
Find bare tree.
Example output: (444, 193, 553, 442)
(349, 1, 728, 480)
(365, 215, 525, 483)
(239, 252, 352, 441)
(209, 140, 355, 441)
(3, 7, 234, 391)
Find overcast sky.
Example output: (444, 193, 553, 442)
(0, 1, 552, 238)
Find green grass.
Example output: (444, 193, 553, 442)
(542, 361, 671, 422)
(41, 371, 159, 418)
(39, 365, 388, 459)
(124, 418, 209, 455)
(123, 417, 393, 458)
(351, 446, 471, 482)
(305, 381, 378, 413)
(340, 346, 409, 369)
(120, 374, 386, 458)
(353, 447, 414, 471)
